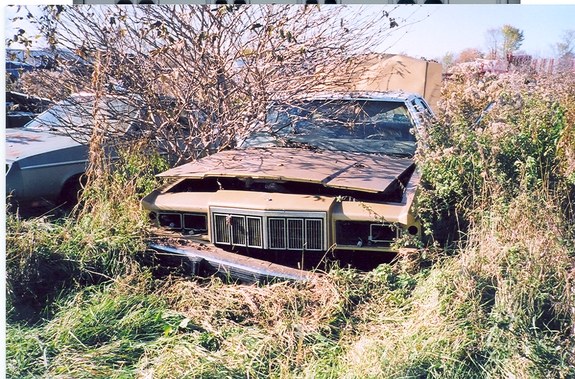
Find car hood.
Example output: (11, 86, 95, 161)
(159, 147, 415, 194)
(5, 128, 81, 162)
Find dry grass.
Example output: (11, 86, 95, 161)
(337, 190, 574, 379)
(134, 274, 350, 378)
(6, 66, 575, 378)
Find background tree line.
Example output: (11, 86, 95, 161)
(442, 24, 575, 71)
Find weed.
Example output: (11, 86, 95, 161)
(5, 143, 168, 322)
(6, 65, 575, 379)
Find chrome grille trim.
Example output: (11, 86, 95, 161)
(306, 219, 323, 250)
(211, 208, 326, 251)
(287, 219, 304, 250)
(230, 216, 247, 246)
(214, 214, 231, 244)
(268, 218, 286, 249)
(247, 217, 262, 248)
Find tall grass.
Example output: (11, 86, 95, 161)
(5, 142, 168, 322)
(6, 67, 575, 378)
(339, 191, 574, 378)
(333, 67, 575, 378)
(7, 270, 359, 378)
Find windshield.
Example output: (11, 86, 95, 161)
(244, 99, 417, 156)
(24, 95, 138, 141)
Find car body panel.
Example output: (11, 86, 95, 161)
(6, 61, 35, 80)
(6, 128, 82, 162)
(5, 93, 135, 207)
(5, 127, 87, 202)
(158, 147, 414, 193)
(6, 92, 55, 128)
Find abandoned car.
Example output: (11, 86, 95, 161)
(6, 91, 54, 128)
(142, 91, 434, 269)
(5, 92, 141, 210)
(5, 60, 36, 82)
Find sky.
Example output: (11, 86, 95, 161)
(377, 4, 575, 60)
(3, 3, 575, 61)
(1, 1, 575, 377)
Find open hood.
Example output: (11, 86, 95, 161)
(159, 147, 415, 194)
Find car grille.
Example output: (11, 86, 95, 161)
(211, 208, 326, 251)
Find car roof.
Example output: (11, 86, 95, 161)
(293, 91, 421, 102)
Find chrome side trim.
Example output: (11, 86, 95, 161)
(21, 159, 87, 170)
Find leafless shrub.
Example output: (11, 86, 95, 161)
(16, 5, 400, 165)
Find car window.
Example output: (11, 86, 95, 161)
(23, 95, 139, 140)
(245, 99, 417, 157)
(411, 97, 435, 123)
(24, 98, 92, 131)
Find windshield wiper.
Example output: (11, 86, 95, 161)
(281, 138, 321, 151)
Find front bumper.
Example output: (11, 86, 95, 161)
(149, 242, 317, 283)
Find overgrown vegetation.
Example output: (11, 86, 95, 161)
(7, 65, 574, 378)
(10, 4, 402, 164)
(6, 6, 575, 379)
(415, 65, 575, 244)
(6, 144, 168, 324)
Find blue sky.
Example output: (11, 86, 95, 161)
(376, 5, 575, 59)
(3, 4, 575, 60)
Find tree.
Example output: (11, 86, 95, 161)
(485, 27, 501, 59)
(501, 24, 524, 58)
(456, 48, 483, 63)
(484, 25, 524, 60)
(440, 51, 455, 71)
(555, 29, 575, 59)
(12, 5, 400, 165)
(554, 29, 575, 73)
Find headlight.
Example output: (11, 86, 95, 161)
(158, 213, 182, 229)
(183, 213, 207, 233)
(335, 221, 400, 247)
(155, 212, 207, 233)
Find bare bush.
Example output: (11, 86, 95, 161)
(15, 5, 399, 164)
